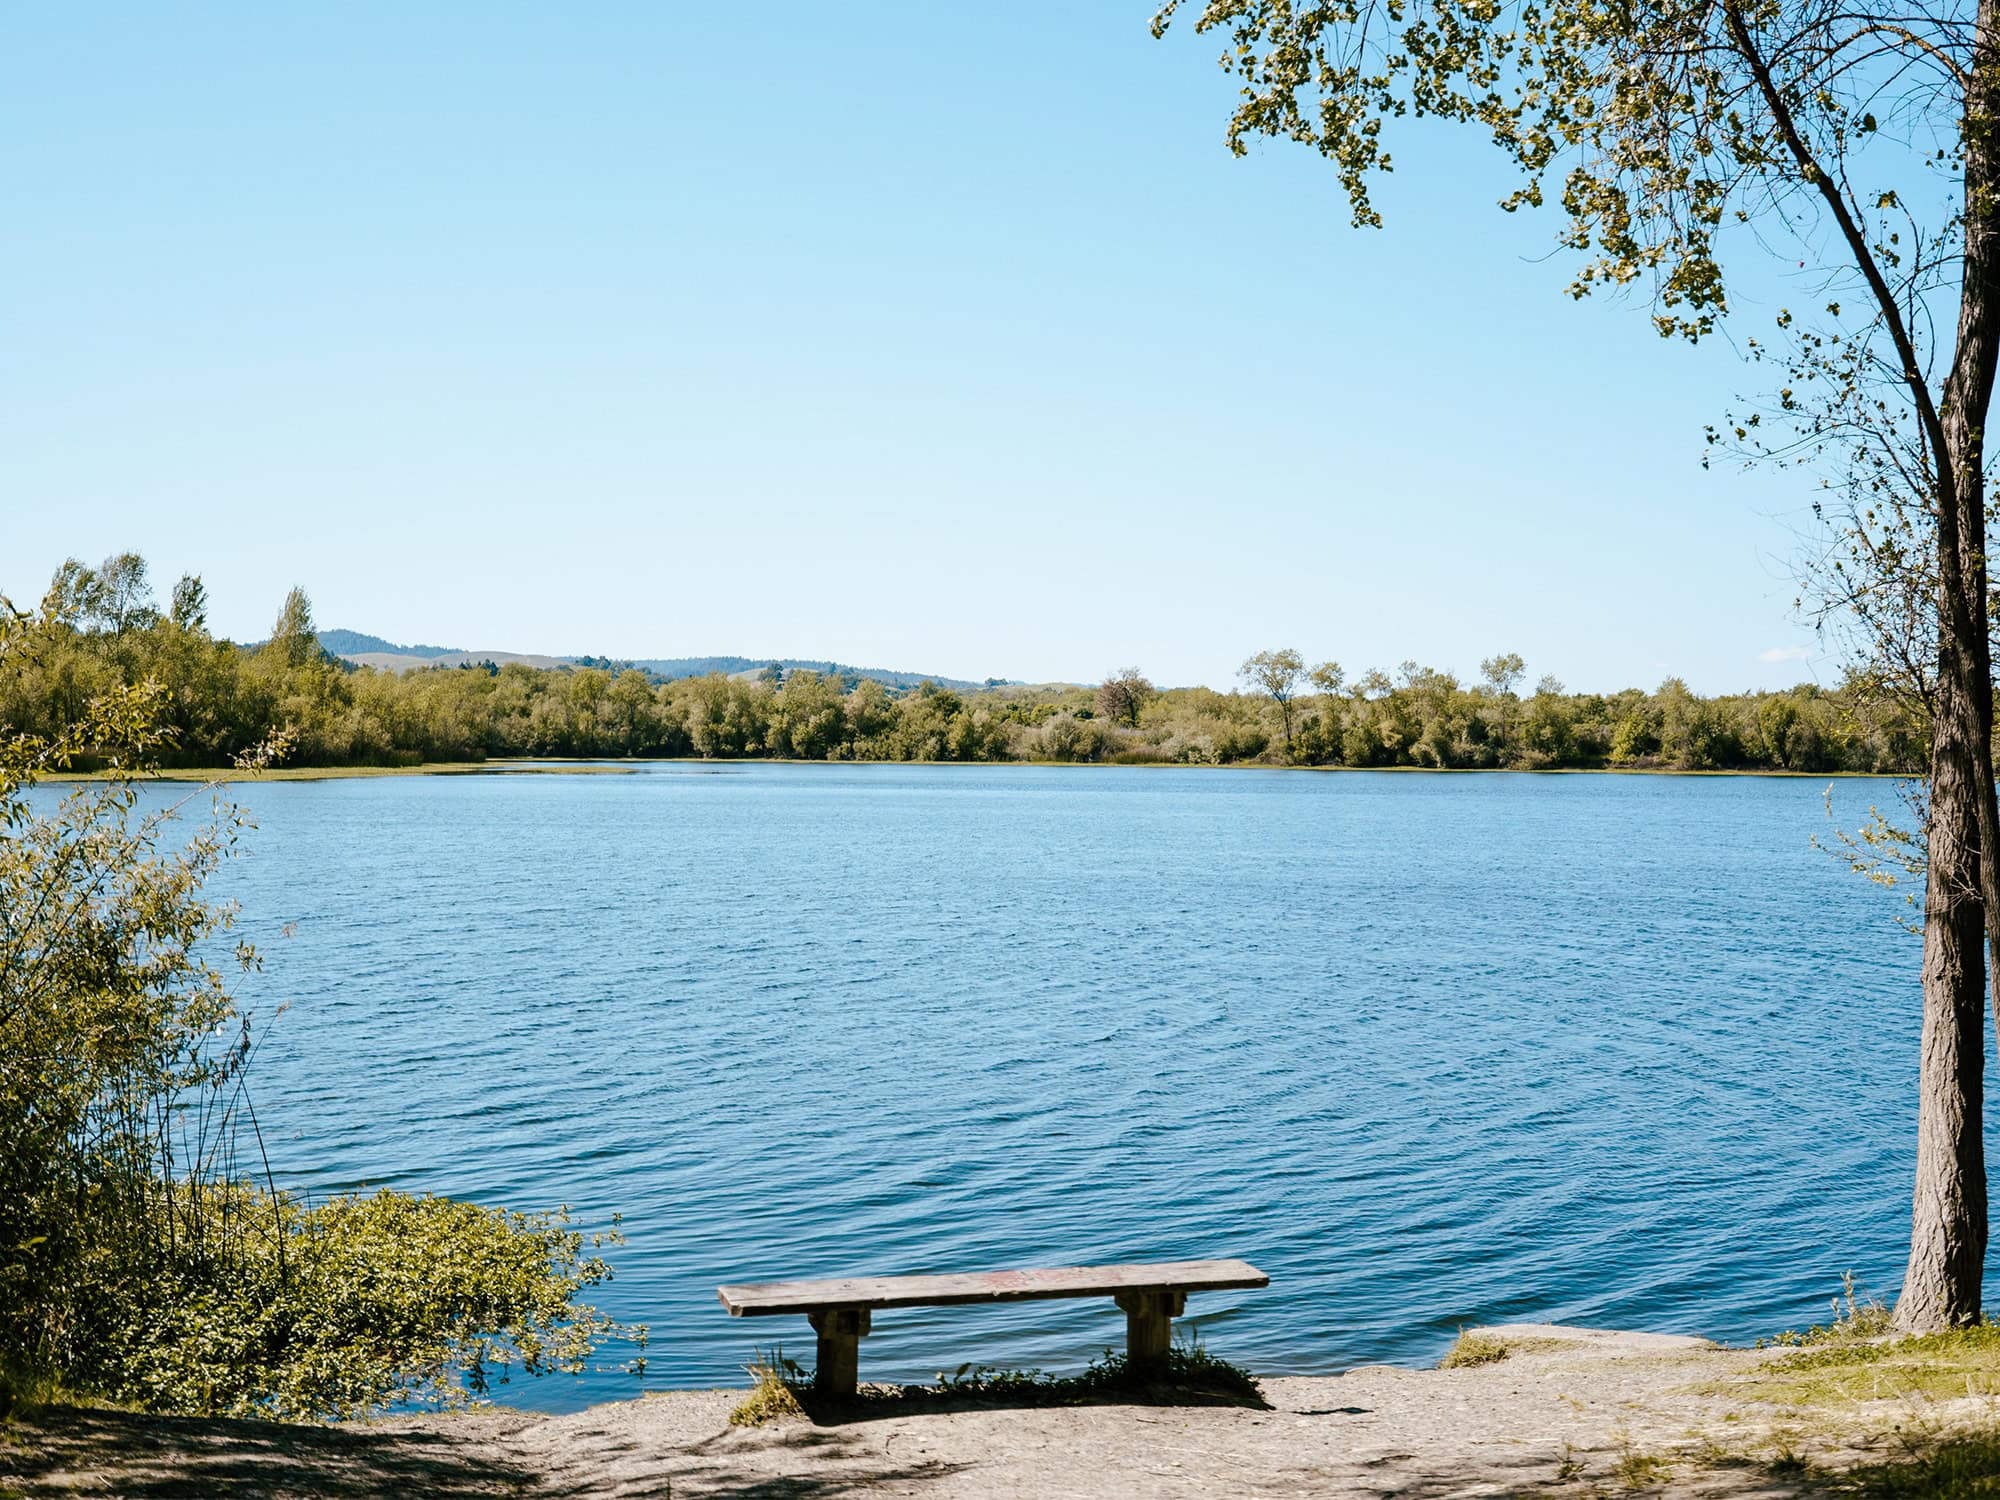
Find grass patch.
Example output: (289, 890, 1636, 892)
(1705, 1275, 2000, 1409)
(1726, 1325, 2000, 1407)
(0, 1359, 101, 1423)
(1438, 1331, 1512, 1369)
(1611, 1445, 1674, 1489)
(1435, 1330, 1571, 1369)
(1831, 1429, 2000, 1496)
(729, 1350, 809, 1427)
(1672, 1279, 2000, 1496)
(0, 1364, 47, 1422)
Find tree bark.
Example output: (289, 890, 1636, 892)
(1892, 0, 2000, 1333)
(1897, 654, 1990, 1327)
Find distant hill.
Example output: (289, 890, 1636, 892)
(627, 657, 983, 690)
(317, 629, 460, 658)
(340, 649, 573, 673)
(320, 630, 987, 689)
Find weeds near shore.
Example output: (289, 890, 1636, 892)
(1703, 1273, 2000, 1409)
(0, 1360, 140, 1425)
(1649, 1279, 2000, 1496)
(725, 1333, 1264, 1425)
(1760, 1272, 1894, 1351)
(932, 1341, 1264, 1405)
(728, 1350, 807, 1427)
(1724, 1324, 2000, 1407)
(1437, 1331, 1512, 1369)
(1436, 1329, 1571, 1370)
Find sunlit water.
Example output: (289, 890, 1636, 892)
(109, 765, 1940, 1410)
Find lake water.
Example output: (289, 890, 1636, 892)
(155, 764, 1935, 1410)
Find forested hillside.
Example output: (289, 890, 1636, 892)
(2, 554, 1924, 774)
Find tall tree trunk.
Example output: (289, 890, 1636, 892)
(1896, 0, 2000, 1327)
(1897, 658, 1990, 1327)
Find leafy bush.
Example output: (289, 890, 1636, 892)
(1035, 712, 1106, 762)
(0, 603, 639, 1418)
(84, 1187, 633, 1419)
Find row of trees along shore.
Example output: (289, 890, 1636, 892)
(1, 554, 1926, 774)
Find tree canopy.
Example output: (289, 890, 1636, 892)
(1158, 0, 2000, 1330)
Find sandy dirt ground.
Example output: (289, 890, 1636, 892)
(0, 1325, 1963, 1498)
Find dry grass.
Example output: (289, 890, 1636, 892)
(1610, 1443, 1674, 1489)
(1437, 1331, 1513, 1369)
(727, 1353, 808, 1427)
(1435, 1330, 1570, 1370)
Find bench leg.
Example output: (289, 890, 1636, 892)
(808, 1307, 870, 1397)
(1114, 1290, 1186, 1374)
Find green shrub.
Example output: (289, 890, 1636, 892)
(88, 1187, 636, 1419)
(0, 605, 639, 1418)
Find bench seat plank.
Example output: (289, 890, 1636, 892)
(717, 1258, 1267, 1316)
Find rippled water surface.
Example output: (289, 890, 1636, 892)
(167, 764, 1935, 1409)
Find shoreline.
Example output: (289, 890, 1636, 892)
(50, 756, 1910, 784)
(3, 1324, 1980, 1497)
(50, 760, 644, 783)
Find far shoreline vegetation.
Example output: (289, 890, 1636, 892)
(57, 757, 1908, 782)
(6, 553, 1927, 778)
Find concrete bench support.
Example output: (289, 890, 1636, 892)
(807, 1306, 871, 1396)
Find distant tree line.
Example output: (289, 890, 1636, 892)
(1, 553, 1925, 774)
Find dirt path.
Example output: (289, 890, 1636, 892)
(0, 1325, 1966, 1498)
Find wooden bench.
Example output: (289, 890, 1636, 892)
(716, 1258, 1268, 1395)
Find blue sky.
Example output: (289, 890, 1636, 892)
(3, 5, 1828, 692)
